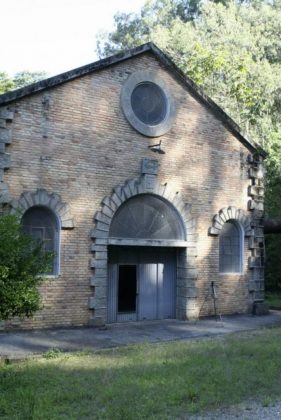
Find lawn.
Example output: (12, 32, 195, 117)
(266, 292, 281, 308)
(1, 328, 281, 419)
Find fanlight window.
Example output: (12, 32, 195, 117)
(109, 194, 185, 240)
(219, 221, 243, 273)
(22, 206, 59, 275)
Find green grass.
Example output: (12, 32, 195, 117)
(1, 328, 281, 419)
(266, 292, 281, 307)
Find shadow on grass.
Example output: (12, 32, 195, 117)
(1, 328, 281, 420)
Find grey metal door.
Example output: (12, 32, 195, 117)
(107, 247, 176, 322)
(138, 263, 158, 320)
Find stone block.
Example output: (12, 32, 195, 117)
(177, 268, 198, 279)
(95, 238, 108, 245)
(0, 128, 12, 144)
(143, 174, 157, 191)
(187, 247, 198, 256)
(103, 196, 117, 211)
(253, 302, 269, 315)
(95, 251, 107, 260)
(88, 297, 95, 309)
(0, 190, 10, 204)
(94, 286, 107, 299)
(93, 268, 107, 277)
(127, 180, 137, 195)
(219, 208, 229, 222)
(95, 211, 111, 225)
(95, 221, 109, 232)
(89, 316, 106, 327)
(141, 158, 159, 175)
(110, 192, 122, 208)
(208, 227, 220, 235)
(90, 259, 107, 269)
(91, 244, 107, 253)
(102, 205, 114, 218)
(49, 193, 61, 209)
(90, 297, 107, 309)
(61, 219, 75, 229)
(0, 119, 6, 129)
(177, 286, 197, 298)
(0, 153, 10, 169)
(90, 275, 107, 287)
(91, 228, 108, 239)
(213, 214, 223, 226)
(248, 281, 257, 292)
(0, 110, 14, 120)
(113, 186, 126, 202)
(177, 255, 196, 269)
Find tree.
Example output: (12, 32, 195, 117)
(0, 70, 47, 95)
(0, 72, 15, 95)
(96, 0, 202, 58)
(97, 0, 281, 147)
(0, 214, 52, 320)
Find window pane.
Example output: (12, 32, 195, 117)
(109, 194, 185, 240)
(131, 82, 167, 126)
(219, 221, 242, 273)
(22, 206, 58, 274)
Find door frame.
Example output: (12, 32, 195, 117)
(108, 247, 176, 323)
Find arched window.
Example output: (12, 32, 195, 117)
(22, 206, 60, 275)
(109, 194, 185, 241)
(219, 220, 243, 274)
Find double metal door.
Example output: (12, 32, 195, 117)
(107, 247, 176, 323)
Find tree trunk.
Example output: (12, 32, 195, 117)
(264, 219, 281, 234)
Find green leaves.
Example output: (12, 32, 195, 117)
(0, 214, 52, 320)
(0, 71, 47, 95)
(97, 0, 281, 150)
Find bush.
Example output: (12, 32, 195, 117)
(0, 214, 52, 320)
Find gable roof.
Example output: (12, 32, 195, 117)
(0, 42, 266, 157)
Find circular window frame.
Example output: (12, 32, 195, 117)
(121, 70, 175, 137)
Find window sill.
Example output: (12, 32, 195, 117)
(219, 272, 244, 276)
(42, 274, 61, 279)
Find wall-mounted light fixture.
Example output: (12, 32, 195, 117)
(148, 140, 165, 154)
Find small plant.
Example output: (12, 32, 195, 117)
(0, 214, 53, 320)
(43, 348, 63, 359)
(262, 396, 273, 407)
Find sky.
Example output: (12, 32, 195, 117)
(1, 0, 145, 77)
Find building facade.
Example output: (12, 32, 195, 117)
(0, 43, 266, 329)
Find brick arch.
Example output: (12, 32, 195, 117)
(92, 177, 196, 244)
(208, 206, 252, 237)
(90, 173, 198, 325)
(10, 188, 75, 229)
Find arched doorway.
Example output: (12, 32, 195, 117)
(107, 194, 185, 322)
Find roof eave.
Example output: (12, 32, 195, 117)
(0, 42, 266, 158)
(0, 43, 153, 107)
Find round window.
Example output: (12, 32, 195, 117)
(131, 82, 167, 126)
(121, 70, 175, 137)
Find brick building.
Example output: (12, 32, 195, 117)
(0, 43, 266, 329)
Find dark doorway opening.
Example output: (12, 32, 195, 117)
(118, 265, 137, 313)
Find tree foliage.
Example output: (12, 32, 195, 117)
(0, 70, 47, 95)
(97, 0, 281, 290)
(97, 0, 281, 148)
(0, 214, 52, 320)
